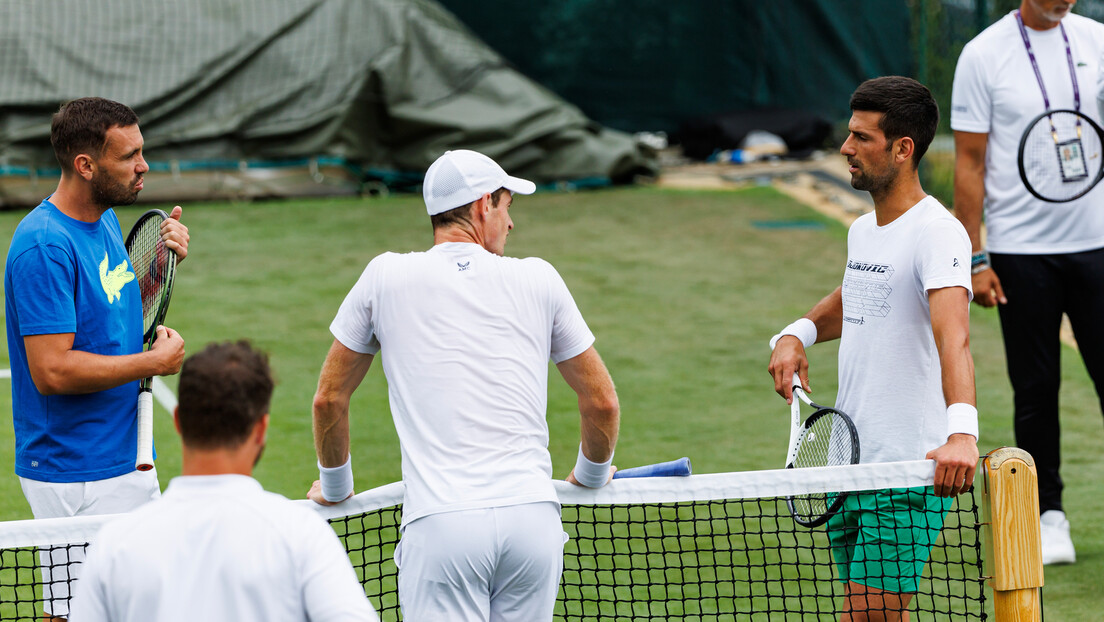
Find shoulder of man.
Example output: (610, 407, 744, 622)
(251, 492, 344, 544)
(913, 201, 971, 244)
(12, 201, 59, 238)
(360, 250, 404, 278)
(847, 210, 877, 234)
(469, 251, 556, 273)
(8, 207, 79, 263)
(514, 255, 565, 281)
(961, 11, 1017, 56)
(1064, 12, 1104, 29)
(89, 500, 163, 551)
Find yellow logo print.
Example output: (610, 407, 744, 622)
(99, 252, 134, 303)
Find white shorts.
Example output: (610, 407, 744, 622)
(396, 501, 565, 622)
(20, 468, 161, 617)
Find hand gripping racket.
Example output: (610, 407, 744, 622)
(613, 457, 692, 479)
(785, 380, 859, 527)
(125, 209, 177, 471)
(1018, 108, 1104, 203)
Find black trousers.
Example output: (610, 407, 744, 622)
(991, 248, 1104, 513)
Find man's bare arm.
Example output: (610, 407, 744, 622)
(926, 286, 979, 497)
(24, 328, 184, 395)
(953, 130, 1005, 307)
(768, 286, 844, 401)
(557, 346, 620, 485)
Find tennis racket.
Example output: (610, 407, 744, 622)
(125, 209, 177, 471)
(1018, 108, 1104, 203)
(785, 380, 860, 527)
(613, 457, 692, 479)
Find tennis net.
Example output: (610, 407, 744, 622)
(0, 461, 988, 620)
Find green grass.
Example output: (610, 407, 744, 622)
(0, 186, 1099, 618)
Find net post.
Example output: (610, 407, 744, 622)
(982, 447, 1043, 622)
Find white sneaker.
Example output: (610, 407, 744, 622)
(1040, 510, 1076, 565)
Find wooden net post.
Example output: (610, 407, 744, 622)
(982, 447, 1044, 622)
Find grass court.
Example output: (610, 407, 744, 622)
(0, 185, 1100, 618)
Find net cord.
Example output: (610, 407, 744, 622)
(0, 460, 940, 549)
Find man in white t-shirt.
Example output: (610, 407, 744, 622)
(69, 341, 378, 622)
(308, 149, 621, 621)
(951, 0, 1104, 565)
(768, 76, 979, 622)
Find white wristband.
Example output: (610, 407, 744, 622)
(318, 455, 354, 502)
(769, 318, 817, 351)
(946, 403, 979, 441)
(573, 444, 613, 488)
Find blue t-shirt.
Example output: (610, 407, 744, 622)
(5, 200, 145, 482)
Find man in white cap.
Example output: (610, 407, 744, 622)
(308, 149, 621, 621)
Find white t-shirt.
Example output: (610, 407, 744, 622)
(951, 11, 1104, 254)
(837, 197, 972, 463)
(69, 475, 378, 622)
(330, 242, 595, 527)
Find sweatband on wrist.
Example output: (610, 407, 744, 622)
(946, 403, 979, 441)
(970, 251, 990, 275)
(769, 318, 817, 351)
(573, 444, 614, 488)
(318, 455, 354, 502)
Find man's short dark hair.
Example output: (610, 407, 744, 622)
(430, 188, 510, 230)
(50, 97, 139, 173)
(177, 340, 275, 450)
(849, 76, 938, 166)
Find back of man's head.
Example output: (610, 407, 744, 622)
(849, 76, 939, 166)
(422, 149, 535, 229)
(51, 97, 139, 173)
(177, 340, 274, 451)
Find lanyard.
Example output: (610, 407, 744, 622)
(1015, 10, 1080, 112)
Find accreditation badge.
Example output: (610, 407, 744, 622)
(1057, 137, 1089, 182)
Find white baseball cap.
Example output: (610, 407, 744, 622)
(422, 149, 536, 216)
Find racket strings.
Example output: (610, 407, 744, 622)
(1022, 110, 1103, 201)
(128, 218, 174, 335)
(793, 411, 853, 468)
(789, 412, 857, 525)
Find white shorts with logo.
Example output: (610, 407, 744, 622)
(396, 501, 565, 622)
(20, 468, 161, 617)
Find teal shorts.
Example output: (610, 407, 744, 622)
(825, 486, 953, 593)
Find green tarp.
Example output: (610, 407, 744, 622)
(0, 0, 657, 207)
(437, 0, 914, 134)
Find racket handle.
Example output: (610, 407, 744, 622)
(613, 457, 692, 479)
(787, 380, 803, 467)
(136, 390, 155, 471)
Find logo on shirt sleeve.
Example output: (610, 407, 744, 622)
(100, 252, 135, 303)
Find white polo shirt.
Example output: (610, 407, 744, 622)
(69, 475, 378, 622)
(330, 242, 595, 528)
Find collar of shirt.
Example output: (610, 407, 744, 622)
(163, 473, 264, 497)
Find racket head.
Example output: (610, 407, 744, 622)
(786, 407, 861, 528)
(125, 209, 177, 343)
(1018, 108, 1104, 203)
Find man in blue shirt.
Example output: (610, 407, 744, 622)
(4, 97, 189, 620)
